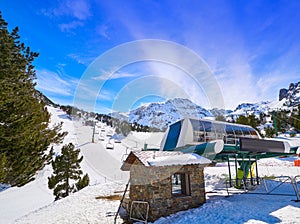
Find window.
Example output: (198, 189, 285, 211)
(241, 126, 251, 137)
(191, 119, 205, 142)
(233, 126, 243, 137)
(193, 130, 205, 142)
(213, 123, 226, 140)
(225, 125, 236, 145)
(171, 173, 190, 196)
(250, 129, 259, 138)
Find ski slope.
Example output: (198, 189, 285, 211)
(0, 106, 163, 223)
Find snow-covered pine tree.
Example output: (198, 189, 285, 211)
(48, 143, 89, 200)
(76, 173, 90, 191)
(0, 12, 66, 186)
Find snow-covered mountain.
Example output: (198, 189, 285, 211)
(231, 81, 300, 117)
(108, 111, 128, 121)
(126, 98, 212, 130)
(230, 101, 271, 117)
(108, 82, 300, 130)
(279, 81, 300, 107)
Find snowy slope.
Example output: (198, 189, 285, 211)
(14, 182, 126, 224)
(231, 101, 270, 116)
(0, 168, 54, 224)
(0, 106, 163, 223)
(12, 158, 300, 224)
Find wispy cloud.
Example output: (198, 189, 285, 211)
(63, 0, 92, 20)
(36, 69, 78, 96)
(141, 62, 212, 108)
(97, 89, 116, 101)
(41, 0, 91, 32)
(92, 70, 138, 81)
(59, 21, 84, 32)
(96, 24, 110, 39)
(257, 71, 300, 101)
(67, 53, 95, 66)
(215, 62, 259, 107)
(43, 0, 91, 20)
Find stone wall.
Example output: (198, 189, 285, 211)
(123, 160, 206, 222)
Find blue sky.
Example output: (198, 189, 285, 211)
(2, 0, 300, 113)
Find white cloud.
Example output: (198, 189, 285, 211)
(96, 24, 110, 39)
(67, 53, 95, 66)
(59, 21, 84, 32)
(216, 63, 258, 109)
(257, 71, 300, 101)
(41, 0, 91, 32)
(46, 0, 91, 21)
(65, 0, 91, 20)
(142, 62, 212, 108)
(36, 69, 78, 96)
(97, 89, 115, 101)
(92, 70, 138, 81)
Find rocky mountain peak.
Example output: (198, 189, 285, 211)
(126, 98, 212, 130)
(279, 81, 300, 107)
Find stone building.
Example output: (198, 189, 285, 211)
(120, 151, 211, 222)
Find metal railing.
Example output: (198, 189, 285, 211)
(130, 201, 149, 224)
(223, 175, 300, 202)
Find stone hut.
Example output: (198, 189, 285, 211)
(120, 151, 211, 222)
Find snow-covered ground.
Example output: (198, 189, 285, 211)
(0, 106, 164, 223)
(2, 106, 300, 224)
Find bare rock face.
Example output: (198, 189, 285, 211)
(280, 81, 300, 107)
(279, 88, 288, 101)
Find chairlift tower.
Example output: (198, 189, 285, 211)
(92, 117, 97, 143)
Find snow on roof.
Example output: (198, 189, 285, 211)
(121, 151, 211, 170)
(147, 153, 212, 167)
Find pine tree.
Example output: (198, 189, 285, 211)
(0, 12, 66, 186)
(248, 114, 260, 128)
(236, 115, 249, 125)
(293, 104, 300, 131)
(48, 143, 89, 200)
(76, 173, 90, 191)
(265, 126, 276, 138)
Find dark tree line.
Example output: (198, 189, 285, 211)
(233, 105, 300, 138)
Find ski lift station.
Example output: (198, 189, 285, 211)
(160, 117, 260, 151)
(118, 117, 300, 223)
(160, 118, 299, 186)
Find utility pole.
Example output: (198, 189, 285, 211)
(92, 117, 96, 143)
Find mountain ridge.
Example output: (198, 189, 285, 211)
(109, 81, 300, 129)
